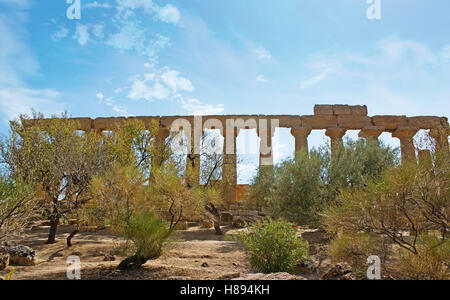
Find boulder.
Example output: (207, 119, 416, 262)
(321, 263, 354, 280)
(234, 273, 307, 280)
(0, 244, 37, 266)
(0, 254, 10, 271)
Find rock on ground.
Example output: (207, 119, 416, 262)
(0, 244, 37, 266)
(321, 263, 354, 280)
(0, 254, 10, 270)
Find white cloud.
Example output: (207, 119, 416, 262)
(0, 0, 31, 9)
(102, 97, 132, 116)
(115, 0, 156, 19)
(0, 16, 39, 86)
(0, 87, 63, 122)
(441, 44, 450, 61)
(181, 99, 224, 116)
(106, 22, 170, 61)
(300, 70, 329, 89)
(128, 78, 170, 101)
(127, 67, 194, 102)
(92, 24, 105, 39)
(74, 23, 90, 45)
(96, 92, 104, 100)
(157, 4, 180, 23)
(51, 26, 69, 42)
(253, 46, 272, 60)
(256, 74, 269, 83)
(160, 69, 194, 93)
(0, 13, 65, 122)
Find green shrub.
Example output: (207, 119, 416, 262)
(234, 218, 309, 273)
(124, 210, 173, 259)
(247, 139, 397, 226)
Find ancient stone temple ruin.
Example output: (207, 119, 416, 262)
(67, 105, 449, 204)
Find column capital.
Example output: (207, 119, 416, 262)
(392, 127, 419, 139)
(290, 126, 312, 137)
(325, 127, 347, 140)
(359, 126, 385, 139)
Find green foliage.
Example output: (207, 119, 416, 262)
(122, 210, 173, 259)
(328, 233, 383, 279)
(234, 218, 309, 274)
(393, 233, 450, 280)
(248, 139, 397, 225)
(324, 149, 449, 279)
(0, 174, 36, 241)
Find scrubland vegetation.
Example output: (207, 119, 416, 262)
(0, 112, 448, 280)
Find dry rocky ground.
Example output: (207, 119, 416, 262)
(0, 224, 332, 280)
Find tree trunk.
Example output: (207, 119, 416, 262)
(67, 227, 79, 247)
(205, 203, 222, 235)
(117, 255, 150, 270)
(47, 217, 59, 244)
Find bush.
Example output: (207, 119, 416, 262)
(324, 148, 449, 280)
(247, 139, 397, 225)
(234, 218, 309, 273)
(123, 211, 173, 259)
(117, 210, 173, 270)
(393, 233, 450, 280)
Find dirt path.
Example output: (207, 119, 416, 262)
(1, 225, 252, 280)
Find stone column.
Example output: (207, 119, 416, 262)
(429, 128, 450, 152)
(222, 128, 238, 206)
(325, 127, 347, 150)
(392, 127, 419, 162)
(290, 127, 312, 154)
(358, 126, 384, 143)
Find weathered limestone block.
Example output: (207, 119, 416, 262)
(277, 115, 302, 128)
(131, 116, 160, 129)
(408, 116, 442, 129)
(314, 105, 334, 115)
(349, 105, 368, 116)
(72, 118, 92, 131)
(93, 117, 126, 131)
(333, 105, 352, 115)
(301, 115, 337, 129)
(372, 116, 409, 131)
(337, 115, 372, 129)
(358, 126, 385, 140)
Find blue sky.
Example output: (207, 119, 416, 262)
(0, 0, 449, 182)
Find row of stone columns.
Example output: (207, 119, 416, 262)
(153, 124, 448, 204)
